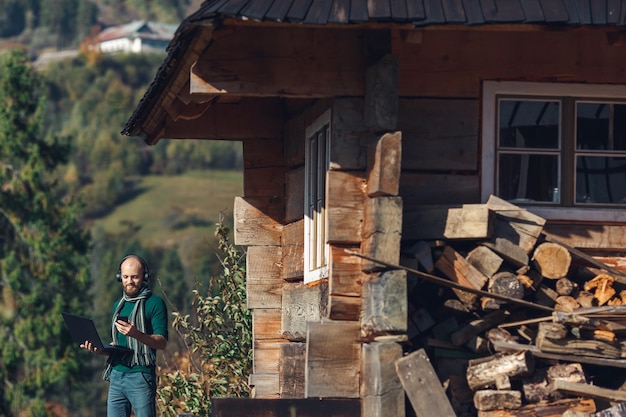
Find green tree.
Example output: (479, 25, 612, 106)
(0, 49, 91, 416)
(157, 220, 251, 417)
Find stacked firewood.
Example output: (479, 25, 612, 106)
(400, 195, 626, 417)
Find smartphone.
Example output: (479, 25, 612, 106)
(117, 316, 129, 323)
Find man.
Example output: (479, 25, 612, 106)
(81, 255, 168, 417)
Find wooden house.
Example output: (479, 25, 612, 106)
(123, 1, 626, 416)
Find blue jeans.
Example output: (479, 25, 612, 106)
(107, 369, 156, 417)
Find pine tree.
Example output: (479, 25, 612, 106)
(0, 49, 91, 416)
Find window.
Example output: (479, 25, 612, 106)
(482, 81, 626, 222)
(304, 110, 331, 284)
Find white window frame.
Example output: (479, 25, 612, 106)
(304, 109, 331, 284)
(482, 81, 626, 222)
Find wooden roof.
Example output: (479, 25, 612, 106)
(122, 0, 626, 141)
(195, 0, 626, 26)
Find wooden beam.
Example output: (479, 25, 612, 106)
(163, 98, 283, 140)
(190, 26, 366, 97)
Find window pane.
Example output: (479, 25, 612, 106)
(498, 153, 559, 202)
(498, 100, 560, 149)
(576, 156, 626, 204)
(577, 103, 626, 151)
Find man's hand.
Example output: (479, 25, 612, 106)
(115, 319, 167, 350)
(80, 340, 107, 355)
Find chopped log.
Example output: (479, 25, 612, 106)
(555, 295, 580, 312)
(486, 272, 525, 308)
(443, 205, 494, 240)
(482, 238, 529, 268)
(476, 398, 596, 417)
(474, 390, 522, 411)
(532, 242, 572, 279)
(522, 369, 562, 404)
(451, 310, 508, 346)
(435, 245, 490, 306)
(395, 348, 458, 417)
(557, 278, 577, 296)
(467, 245, 504, 278)
(577, 291, 596, 308)
(466, 351, 534, 391)
(584, 274, 617, 306)
(547, 363, 586, 384)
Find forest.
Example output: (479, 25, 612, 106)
(0, 1, 250, 416)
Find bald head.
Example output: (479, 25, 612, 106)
(119, 256, 147, 296)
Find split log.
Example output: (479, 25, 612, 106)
(476, 398, 596, 417)
(467, 245, 504, 278)
(466, 351, 534, 391)
(584, 274, 616, 306)
(474, 390, 522, 411)
(532, 242, 572, 279)
(435, 245, 489, 306)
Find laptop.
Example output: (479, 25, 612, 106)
(62, 312, 132, 354)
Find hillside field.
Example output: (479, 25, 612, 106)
(90, 169, 243, 272)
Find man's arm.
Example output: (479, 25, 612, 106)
(114, 320, 168, 350)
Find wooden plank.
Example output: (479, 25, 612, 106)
(246, 245, 283, 308)
(254, 340, 284, 373)
(443, 205, 494, 240)
(362, 342, 405, 417)
(281, 282, 327, 341)
(254, 308, 283, 340)
(329, 244, 365, 297)
(191, 26, 366, 98)
(281, 220, 304, 281)
(400, 173, 480, 207)
(328, 294, 361, 321)
(234, 196, 283, 246)
(361, 270, 407, 336)
(330, 98, 371, 170)
(367, 131, 402, 198)
(466, 245, 504, 278)
(285, 167, 304, 223)
(364, 54, 398, 132)
(395, 348, 457, 417)
(486, 195, 546, 254)
(243, 138, 284, 169)
(244, 166, 285, 198)
(362, 197, 403, 271)
(249, 373, 279, 398)
(164, 98, 283, 140)
(305, 321, 361, 398)
(212, 398, 360, 417)
(554, 380, 626, 403)
(279, 343, 306, 398)
(326, 170, 366, 244)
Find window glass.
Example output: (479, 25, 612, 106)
(498, 154, 559, 202)
(577, 103, 626, 151)
(576, 155, 626, 204)
(499, 100, 560, 149)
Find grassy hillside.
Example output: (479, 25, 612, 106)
(90, 169, 243, 273)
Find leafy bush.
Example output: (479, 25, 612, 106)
(157, 219, 251, 417)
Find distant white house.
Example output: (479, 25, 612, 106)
(96, 20, 178, 54)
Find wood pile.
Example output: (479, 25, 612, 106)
(396, 195, 626, 417)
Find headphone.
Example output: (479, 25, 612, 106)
(116, 255, 150, 282)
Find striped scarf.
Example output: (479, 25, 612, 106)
(102, 284, 156, 381)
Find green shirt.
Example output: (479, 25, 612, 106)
(111, 293, 168, 373)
